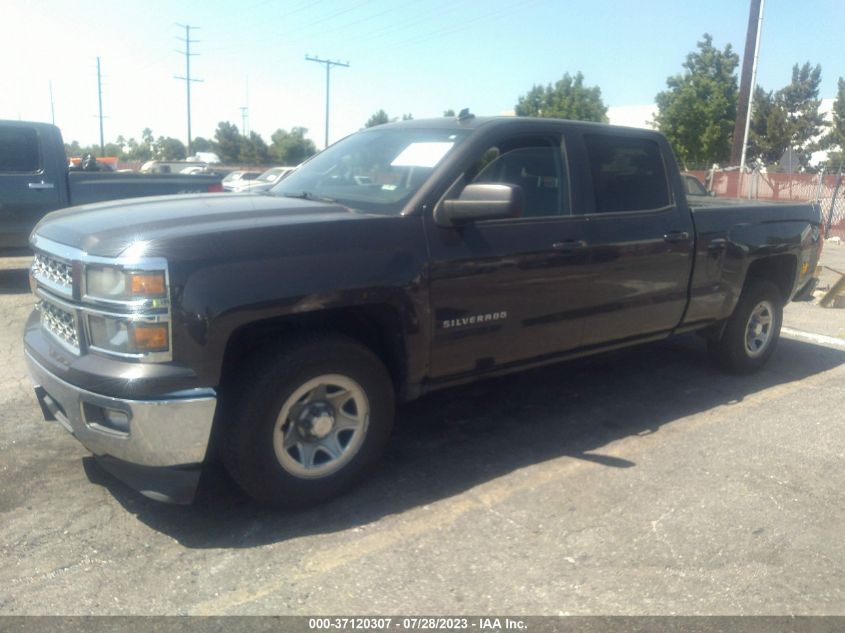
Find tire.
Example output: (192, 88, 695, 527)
(708, 279, 783, 374)
(221, 333, 395, 507)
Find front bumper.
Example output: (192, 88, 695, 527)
(26, 350, 217, 503)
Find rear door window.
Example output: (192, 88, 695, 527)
(0, 127, 41, 173)
(583, 134, 670, 213)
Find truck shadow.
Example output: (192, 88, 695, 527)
(0, 269, 31, 294)
(86, 335, 845, 548)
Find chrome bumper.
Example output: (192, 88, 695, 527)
(25, 351, 217, 468)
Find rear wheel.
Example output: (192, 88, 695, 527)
(709, 279, 783, 374)
(221, 334, 395, 507)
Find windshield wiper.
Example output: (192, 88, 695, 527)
(281, 191, 336, 203)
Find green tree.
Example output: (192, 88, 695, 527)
(125, 137, 152, 162)
(749, 62, 826, 170)
(214, 121, 243, 163)
(269, 127, 317, 165)
(365, 109, 390, 128)
(653, 34, 739, 169)
(115, 135, 127, 156)
(822, 77, 845, 167)
(99, 142, 122, 158)
(118, 129, 156, 162)
(239, 131, 270, 165)
(747, 87, 790, 165)
(824, 77, 845, 148)
(780, 63, 826, 154)
(443, 109, 456, 117)
(154, 136, 187, 160)
(64, 140, 82, 157)
(514, 72, 608, 123)
(192, 136, 214, 153)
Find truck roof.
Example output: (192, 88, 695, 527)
(367, 115, 663, 139)
(0, 119, 60, 132)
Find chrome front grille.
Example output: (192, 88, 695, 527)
(32, 253, 73, 296)
(38, 299, 80, 352)
(29, 235, 172, 362)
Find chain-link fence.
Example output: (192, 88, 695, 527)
(687, 169, 845, 238)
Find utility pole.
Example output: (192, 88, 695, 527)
(240, 106, 249, 137)
(730, 0, 763, 166)
(739, 0, 765, 175)
(175, 24, 202, 156)
(97, 57, 105, 157)
(242, 76, 250, 136)
(305, 55, 349, 148)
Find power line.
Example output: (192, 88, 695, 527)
(211, 0, 359, 54)
(392, 0, 537, 51)
(175, 23, 203, 156)
(305, 55, 349, 149)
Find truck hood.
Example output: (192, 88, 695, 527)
(32, 193, 369, 258)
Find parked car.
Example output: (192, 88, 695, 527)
(233, 166, 296, 193)
(186, 152, 222, 164)
(0, 120, 223, 249)
(139, 160, 200, 174)
(180, 165, 209, 175)
(25, 116, 822, 506)
(682, 173, 714, 198)
(221, 170, 262, 191)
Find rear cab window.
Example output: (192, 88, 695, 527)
(0, 126, 41, 173)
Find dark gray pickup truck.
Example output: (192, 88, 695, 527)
(0, 120, 223, 249)
(23, 115, 823, 507)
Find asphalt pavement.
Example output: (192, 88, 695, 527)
(1, 245, 844, 615)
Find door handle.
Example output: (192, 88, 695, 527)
(552, 239, 587, 252)
(663, 231, 690, 243)
(28, 181, 55, 190)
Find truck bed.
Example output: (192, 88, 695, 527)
(67, 171, 222, 206)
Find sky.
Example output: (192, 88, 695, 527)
(2, 0, 842, 151)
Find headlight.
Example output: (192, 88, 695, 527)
(87, 314, 170, 355)
(84, 262, 171, 359)
(86, 266, 167, 303)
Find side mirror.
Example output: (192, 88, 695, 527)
(435, 183, 524, 226)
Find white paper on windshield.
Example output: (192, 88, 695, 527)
(391, 142, 454, 168)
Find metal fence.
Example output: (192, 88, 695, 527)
(688, 169, 845, 238)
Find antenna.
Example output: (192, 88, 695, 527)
(49, 80, 55, 126)
(97, 57, 105, 156)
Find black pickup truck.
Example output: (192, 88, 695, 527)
(23, 115, 822, 506)
(0, 120, 223, 249)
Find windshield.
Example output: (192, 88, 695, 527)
(270, 127, 470, 214)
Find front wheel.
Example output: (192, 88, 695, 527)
(221, 335, 395, 507)
(708, 279, 783, 374)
